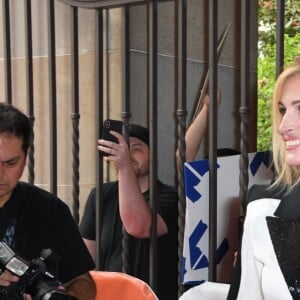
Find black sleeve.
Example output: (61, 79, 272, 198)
(155, 183, 178, 233)
(79, 187, 96, 240)
(55, 200, 95, 283)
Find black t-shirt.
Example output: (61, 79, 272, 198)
(80, 180, 178, 300)
(0, 182, 95, 284)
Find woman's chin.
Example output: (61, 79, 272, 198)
(285, 153, 300, 166)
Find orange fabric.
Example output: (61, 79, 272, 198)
(89, 271, 158, 300)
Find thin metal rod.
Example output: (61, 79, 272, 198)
(276, 0, 285, 77)
(47, 0, 58, 195)
(175, 0, 187, 297)
(121, 5, 131, 274)
(148, 0, 158, 293)
(208, 0, 218, 283)
(71, 6, 80, 223)
(239, 0, 250, 214)
(24, 0, 35, 184)
(95, 7, 104, 271)
(2, 0, 12, 103)
(104, 9, 110, 180)
(190, 22, 231, 124)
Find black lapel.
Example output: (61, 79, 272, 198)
(267, 216, 300, 299)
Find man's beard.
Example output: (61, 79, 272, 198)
(132, 160, 149, 178)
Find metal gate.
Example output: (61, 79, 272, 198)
(0, 0, 287, 297)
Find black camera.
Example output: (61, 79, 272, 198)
(0, 242, 77, 300)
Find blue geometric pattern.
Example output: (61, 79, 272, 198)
(250, 151, 272, 176)
(189, 219, 229, 270)
(184, 167, 203, 203)
(184, 159, 220, 203)
(189, 220, 209, 269)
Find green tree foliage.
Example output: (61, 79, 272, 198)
(257, 0, 300, 151)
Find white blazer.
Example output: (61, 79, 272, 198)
(237, 198, 292, 300)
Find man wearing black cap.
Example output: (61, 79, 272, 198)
(80, 123, 178, 300)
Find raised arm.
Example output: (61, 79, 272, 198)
(98, 131, 168, 238)
(185, 95, 210, 162)
(176, 91, 221, 165)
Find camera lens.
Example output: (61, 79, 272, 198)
(28, 278, 77, 300)
(41, 290, 77, 300)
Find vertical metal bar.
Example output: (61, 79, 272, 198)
(95, 7, 104, 271)
(2, 0, 12, 103)
(47, 0, 58, 195)
(121, 5, 131, 274)
(208, 0, 218, 282)
(276, 0, 285, 77)
(148, 0, 158, 293)
(104, 9, 110, 180)
(175, 0, 187, 297)
(24, 0, 35, 184)
(70, 6, 80, 223)
(121, 6, 131, 121)
(239, 0, 250, 214)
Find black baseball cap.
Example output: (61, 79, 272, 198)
(128, 123, 149, 146)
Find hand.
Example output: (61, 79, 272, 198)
(233, 251, 238, 267)
(97, 131, 131, 170)
(0, 270, 29, 298)
(203, 88, 221, 108)
(0, 269, 19, 287)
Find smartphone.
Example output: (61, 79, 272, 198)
(100, 119, 123, 156)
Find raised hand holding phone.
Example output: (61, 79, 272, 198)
(99, 119, 123, 156)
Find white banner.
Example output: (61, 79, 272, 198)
(182, 151, 273, 284)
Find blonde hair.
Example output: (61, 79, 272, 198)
(271, 58, 300, 188)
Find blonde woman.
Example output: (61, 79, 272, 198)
(228, 58, 300, 300)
